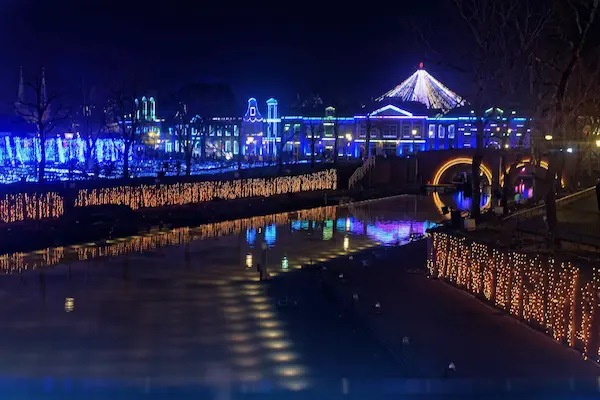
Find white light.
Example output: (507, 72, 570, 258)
(566, 147, 573, 153)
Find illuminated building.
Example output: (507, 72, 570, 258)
(0, 65, 533, 180)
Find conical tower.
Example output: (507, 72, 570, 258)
(377, 63, 464, 111)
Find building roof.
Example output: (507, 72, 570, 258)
(376, 63, 465, 112)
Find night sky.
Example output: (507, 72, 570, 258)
(0, 0, 462, 113)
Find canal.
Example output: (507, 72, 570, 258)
(0, 195, 443, 396)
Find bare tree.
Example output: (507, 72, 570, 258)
(448, 0, 551, 218)
(365, 113, 372, 159)
(80, 85, 110, 174)
(15, 68, 69, 183)
(333, 117, 341, 165)
(530, 0, 600, 245)
(278, 123, 295, 171)
(307, 120, 322, 168)
(171, 103, 201, 176)
(111, 80, 141, 179)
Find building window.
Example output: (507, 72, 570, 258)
(438, 125, 445, 139)
(390, 125, 398, 137)
(413, 125, 422, 138)
(448, 125, 455, 139)
(382, 125, 390, 136)
(428, 124, 436, 138)
(225, 141, 231, 152)
(371, 128, 379, 137)
(402, 124, 410, 138)
(360, 127, 366, 137)
(233, 141, 239, 155)
(234, 125, 239, 136)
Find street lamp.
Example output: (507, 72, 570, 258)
(544, 134, 553, 141)
(411, 129, 417, 136)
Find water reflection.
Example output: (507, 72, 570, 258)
(0, 195, 442, 390)
(453, 190, 490, 211)
(0, 201, 438, 273)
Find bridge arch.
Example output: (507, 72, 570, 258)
(431, 157, 493, 213)
(432, 157, 493, 186)
(503, 157, 565, 187)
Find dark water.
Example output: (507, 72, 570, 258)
(0, 195, 443, 397)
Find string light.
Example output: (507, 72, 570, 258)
(429, 231, 600, 362)
(0, 192, 63, 223)
(76, 169, 337, 210)
(0, 170, 336, 223)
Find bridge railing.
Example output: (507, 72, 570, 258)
(348, 156, 376, 189)
(502, 185, 596, 221)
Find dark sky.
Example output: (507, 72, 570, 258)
(0, 0, 460, 113)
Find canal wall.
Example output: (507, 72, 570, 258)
(0, 169, 337, 224)
(427, 229, 600, 364)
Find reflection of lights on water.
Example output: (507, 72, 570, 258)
(257, 320, 280, 329)
(249, 297, 268, 304)
(270, 352, 296, 362)
(228, 333, 252, 342)
(264, 224, 277, 247)
(230, 344, 257, 354)
(280, 380, 310, 391)
(345, 217, 351, 231)
(258, 330, 284, 339)
(263, 340, 291, 349)
(253, 312, 274, 320)
(343, 235, 349, 251)
(227, 323, 249, 331)
(245, 253, 253, 268)
(234, 357, 260, 367)
(275, 365, 305, 377)
(245, 228, 256, 245)
(238, 371, 262, 382)
(250, 303, 270, 311)
(282, 256, 288, 270)
(223, 306, 245, 314)
(64, 297, 74, 312)
(243, 284, 260, 290)
(322, 220, 333, 241)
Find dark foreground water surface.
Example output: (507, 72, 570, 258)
(0, 195, 448, 398)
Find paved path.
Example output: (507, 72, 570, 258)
(315, 242, 599, 382)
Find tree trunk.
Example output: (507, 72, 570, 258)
(38, 134, 46, 183)
(185, 148, 192, 176)
(123, 140, 131, 179)
(471, 131, 484, 219)
(310, 137, 315, 169)
(333, 132, 339, 166)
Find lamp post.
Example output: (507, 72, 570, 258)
(411, 129, 418, 154)
(345, 133, 352, 159)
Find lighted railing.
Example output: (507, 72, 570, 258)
(503, 185, 596, 221)
(428, 230, 600, 362)
(348, 156, 376, 189)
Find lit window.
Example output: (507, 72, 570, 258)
(438, 125, 445, 139)
(448, 125, 455, 139)
(250, 107, 256, 117)
(225, 141, 231, 152)
(402, 124, 410, 138)
(428, 124, 436, 138)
